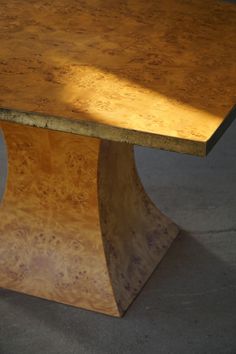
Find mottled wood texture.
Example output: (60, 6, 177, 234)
(0, 0, 236, 156)
(99, 142, 179, 311)
(0, 130, 7, 204)
(0, 121, 179, 316)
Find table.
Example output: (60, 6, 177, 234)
(0, 0, 235, 317)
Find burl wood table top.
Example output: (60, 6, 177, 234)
(0, 0, 235, 156)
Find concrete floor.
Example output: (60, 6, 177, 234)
(0, 114, 235, 353)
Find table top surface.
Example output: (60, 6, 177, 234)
(0, 0, 235, 156)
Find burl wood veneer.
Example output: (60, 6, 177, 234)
(0, 0, 235, 316)
(0, 121, 179, 316)
(0, 0, 236, 156)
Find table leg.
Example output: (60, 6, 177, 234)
(0, 121, 179, 317)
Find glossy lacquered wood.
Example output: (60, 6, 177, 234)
(0, 121, 179, 316)
(0, 0, 235, 155)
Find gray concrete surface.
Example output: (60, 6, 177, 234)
(0, 115, 235, 354)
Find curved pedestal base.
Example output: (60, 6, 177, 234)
(0, 122, 179, 316)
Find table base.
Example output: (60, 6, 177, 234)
(0, 121, 179, 316)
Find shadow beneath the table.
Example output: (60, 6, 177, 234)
(0, 230, 235, 353)
(128, 229, 236, 314)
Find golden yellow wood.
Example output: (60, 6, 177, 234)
(0, 0, 235, 155)
(0, 121, 179, 316)
(0, 0, 235, 317)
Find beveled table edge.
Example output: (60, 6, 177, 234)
(0, 106, 235, 157)
(206, 105, 236, 155)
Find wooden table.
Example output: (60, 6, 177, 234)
(0, 0, 235, 317)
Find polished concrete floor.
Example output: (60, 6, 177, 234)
(0, 113, 235, 353)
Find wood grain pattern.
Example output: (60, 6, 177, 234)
(0, 130, 7, 204)
(0, 121, 179, 316)
(0, 121, 119, 316)
(0, 0, 235, 156)
(99, 141, 179, 312)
